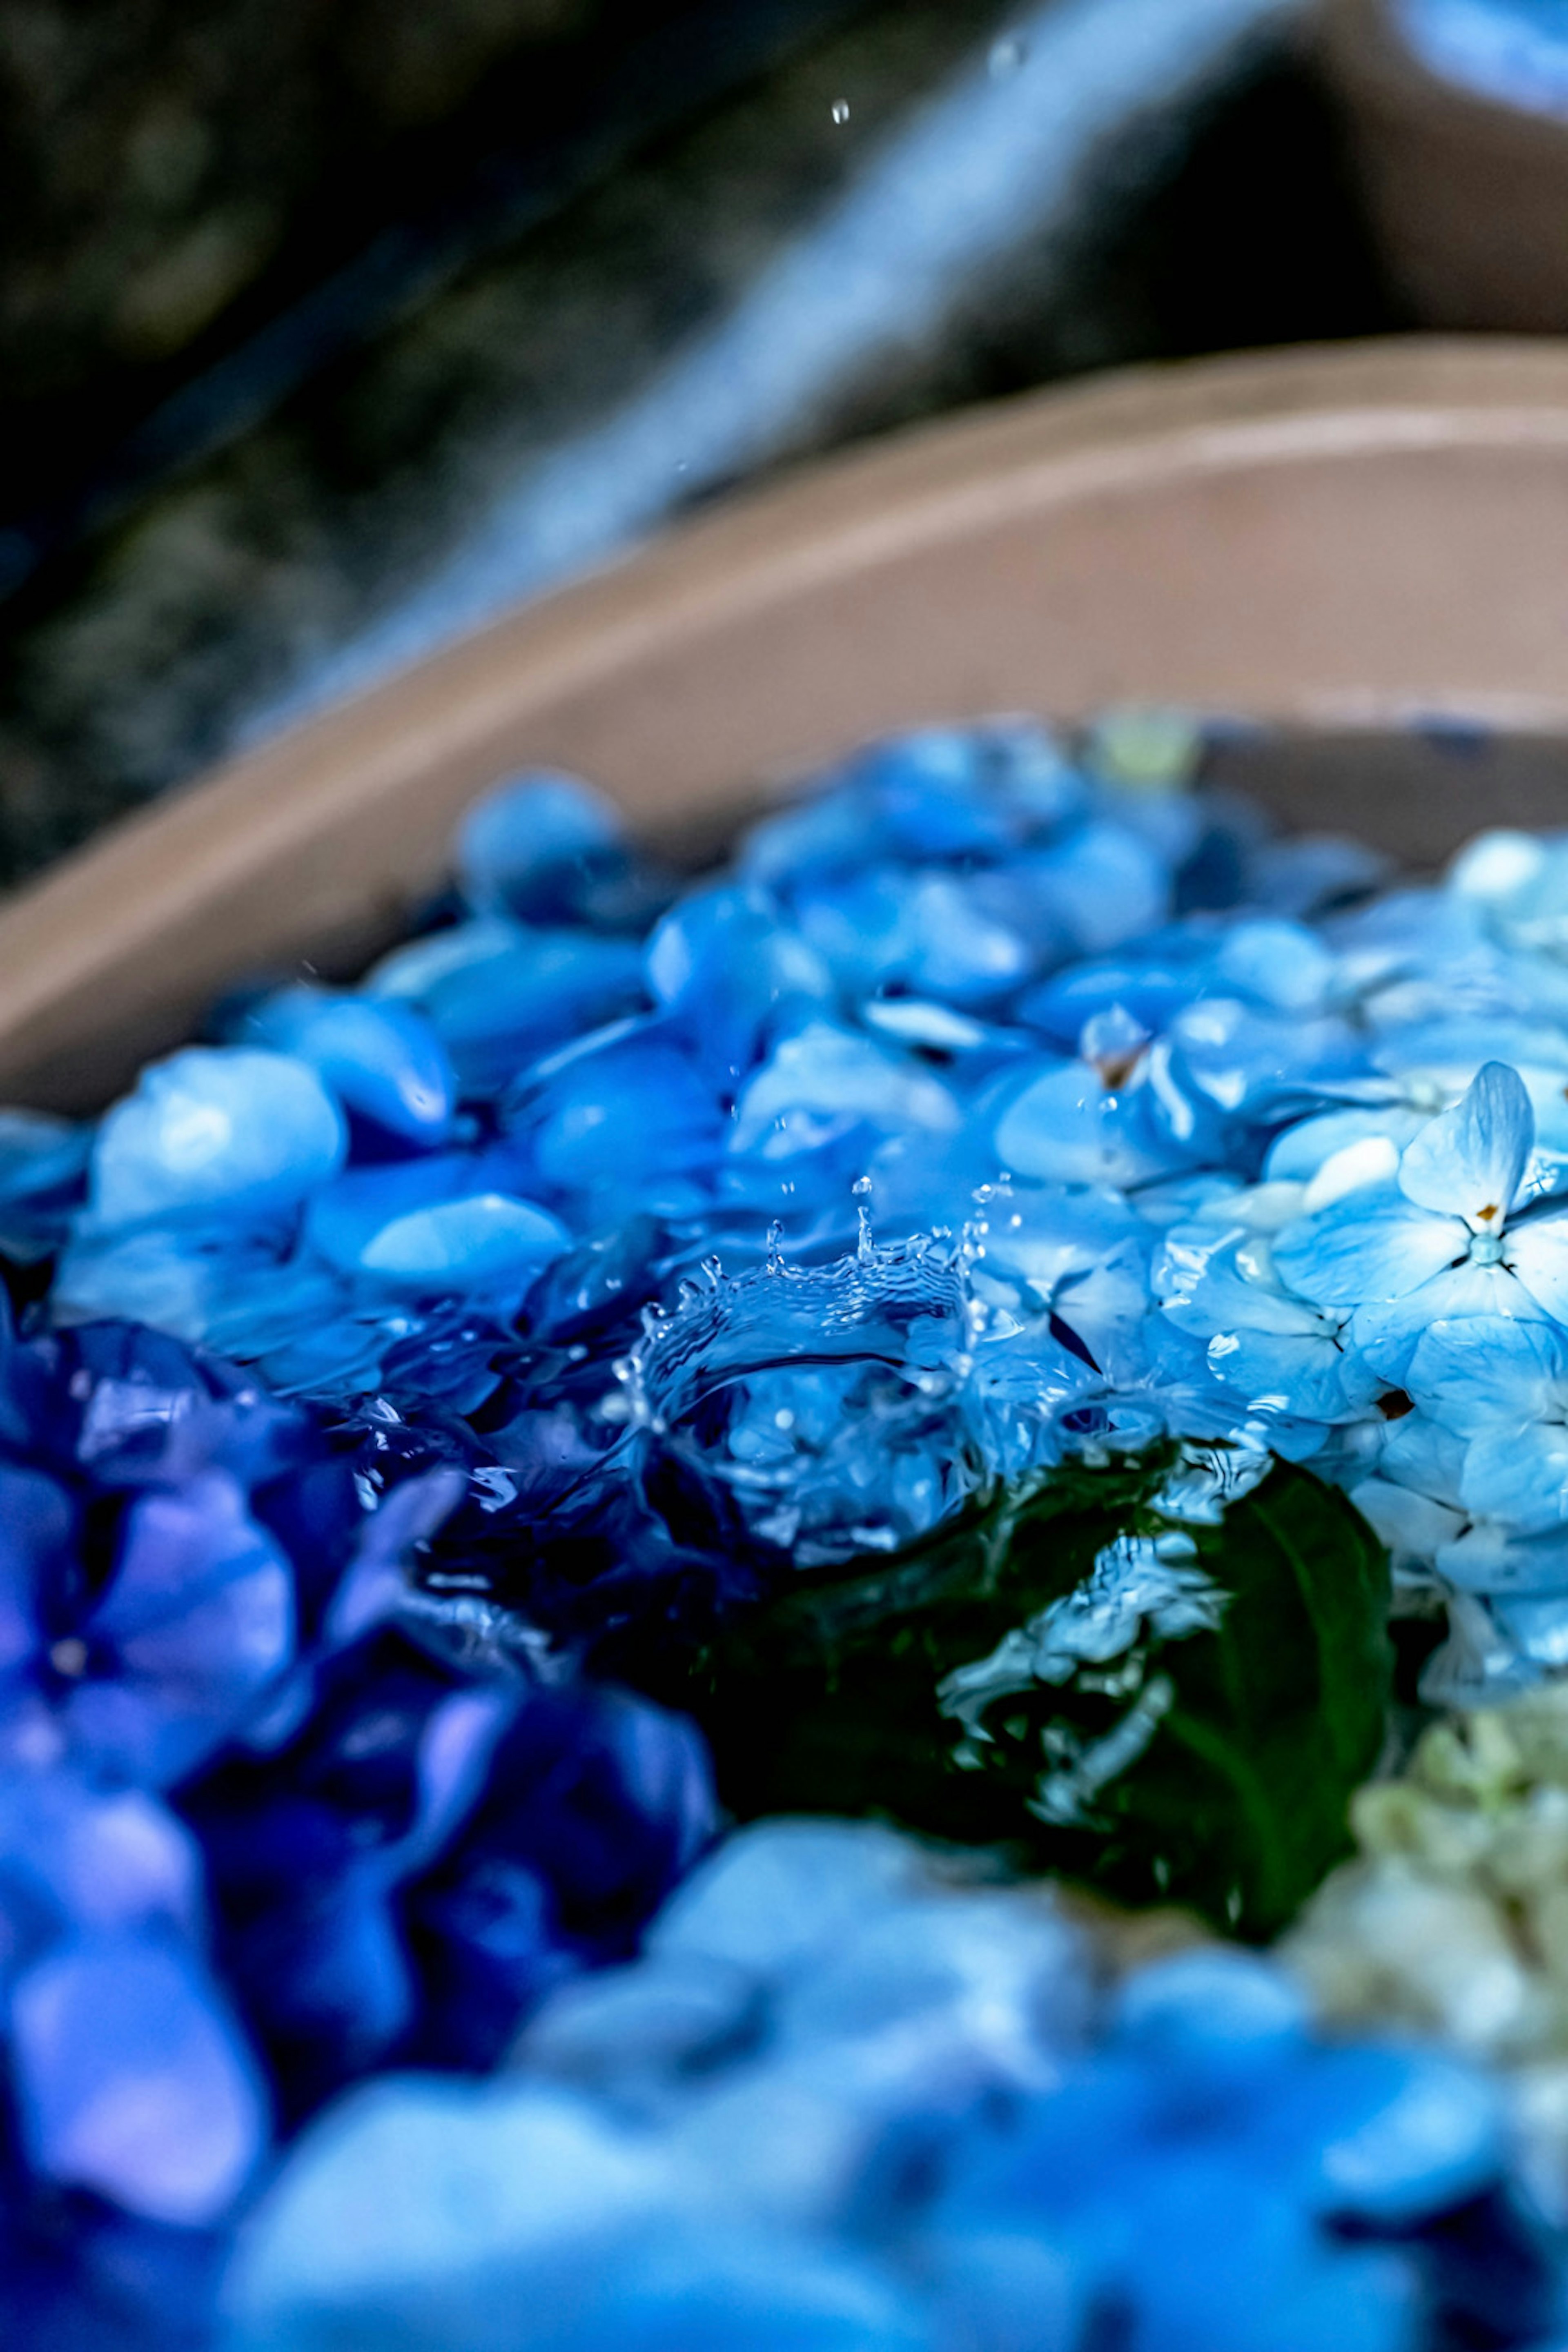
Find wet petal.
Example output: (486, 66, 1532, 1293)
(1397, 1060, 1533, 1226)
(1272, 1192, 1464, 1309)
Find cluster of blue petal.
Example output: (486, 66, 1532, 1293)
(15, 718, 1568, 2340)
(0, 1307, 713, 2346)
(24, 722, 1568, 1697)
(224, 1817, 1565, 2352)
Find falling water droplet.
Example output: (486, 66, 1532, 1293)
(852, 1174, 873, 1196)
(988, 33, 1027, 76)
(830, 98, 850, 124)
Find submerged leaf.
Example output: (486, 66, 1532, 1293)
(683, 1445, 1391, 1939)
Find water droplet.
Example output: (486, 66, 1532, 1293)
(988, 33, 1027, 76)
(852, 1174, 873, 1196)
(830, 98, 850, 124)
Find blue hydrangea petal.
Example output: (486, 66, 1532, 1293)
(1011, 820, 1172, 956)
(1488, 1587, 1568, 1674)
(217, 2079, 677, 2352)
(357, 1196, 571, 1298)
(0, 1771, 205, 1949)
(1120, 2165, 1417, 2352)
(921, 2227, 1095, 2352)
(230, 1864, 421, 2110)
(1505, 1203, 1568, 1319)
(303, 1156, 486, 1272)
(67, 1472, 296, 1784)
(1156, 1225, 1329, 1342)
(50, 1225, 275, 1346)
(199, 1259, 358, 1372)
(244, 989, 457, 1147)
(516, 1039, 724, 1216)
(1403, 1313, 1568, 1428)
(1430, 1520, 1555, 1597)
(993, 1062, 1178, 1188)
(457, 771, 627, 923)
(10, 1933, 268, 2224)
(1163, 1000, 1371, 1125)
(969, 1185, 1157, 1387)
(1279, 2043, 1506, 2231)
(645, 1819, 921, 1980)
(512, 1949, 764, 2104)
(542, 2221, 939, 2351)
(1349, 1261, 1545, 1386)
(1272, 1191, 1464, 1309)
(1462, 1424, 1568, 1535)
(1349, 1474, 1467, 1579)
(794, 869, 1032, 1005)
(92, 1050, 347, 1231)
(1263, 1106, 1431, 1185)
(1398, 1060, 1534, 1225)
(728, 1023, 961, 1160)
(740, 724, 1080, 889)
(1111, 1948, 1308, 2091)
(1373, 1402, 1469, 1508)
(1207, 1326, 1367, 1426)
(1213, 918, 1337, 1013)
(857, 997, 1006, 1059)
(373, 923, 647, 1097)
(0, 1108, 90, 1259)
(644, 885, 833, 1084)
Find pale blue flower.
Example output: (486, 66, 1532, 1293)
(1404, 1316, 1568, 1535)
(1274, 1067, 1568, 1372)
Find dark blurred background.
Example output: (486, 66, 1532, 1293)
(0, 0, 1411, 884)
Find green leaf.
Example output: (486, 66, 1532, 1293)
(680, 1443, 1392, 1939)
